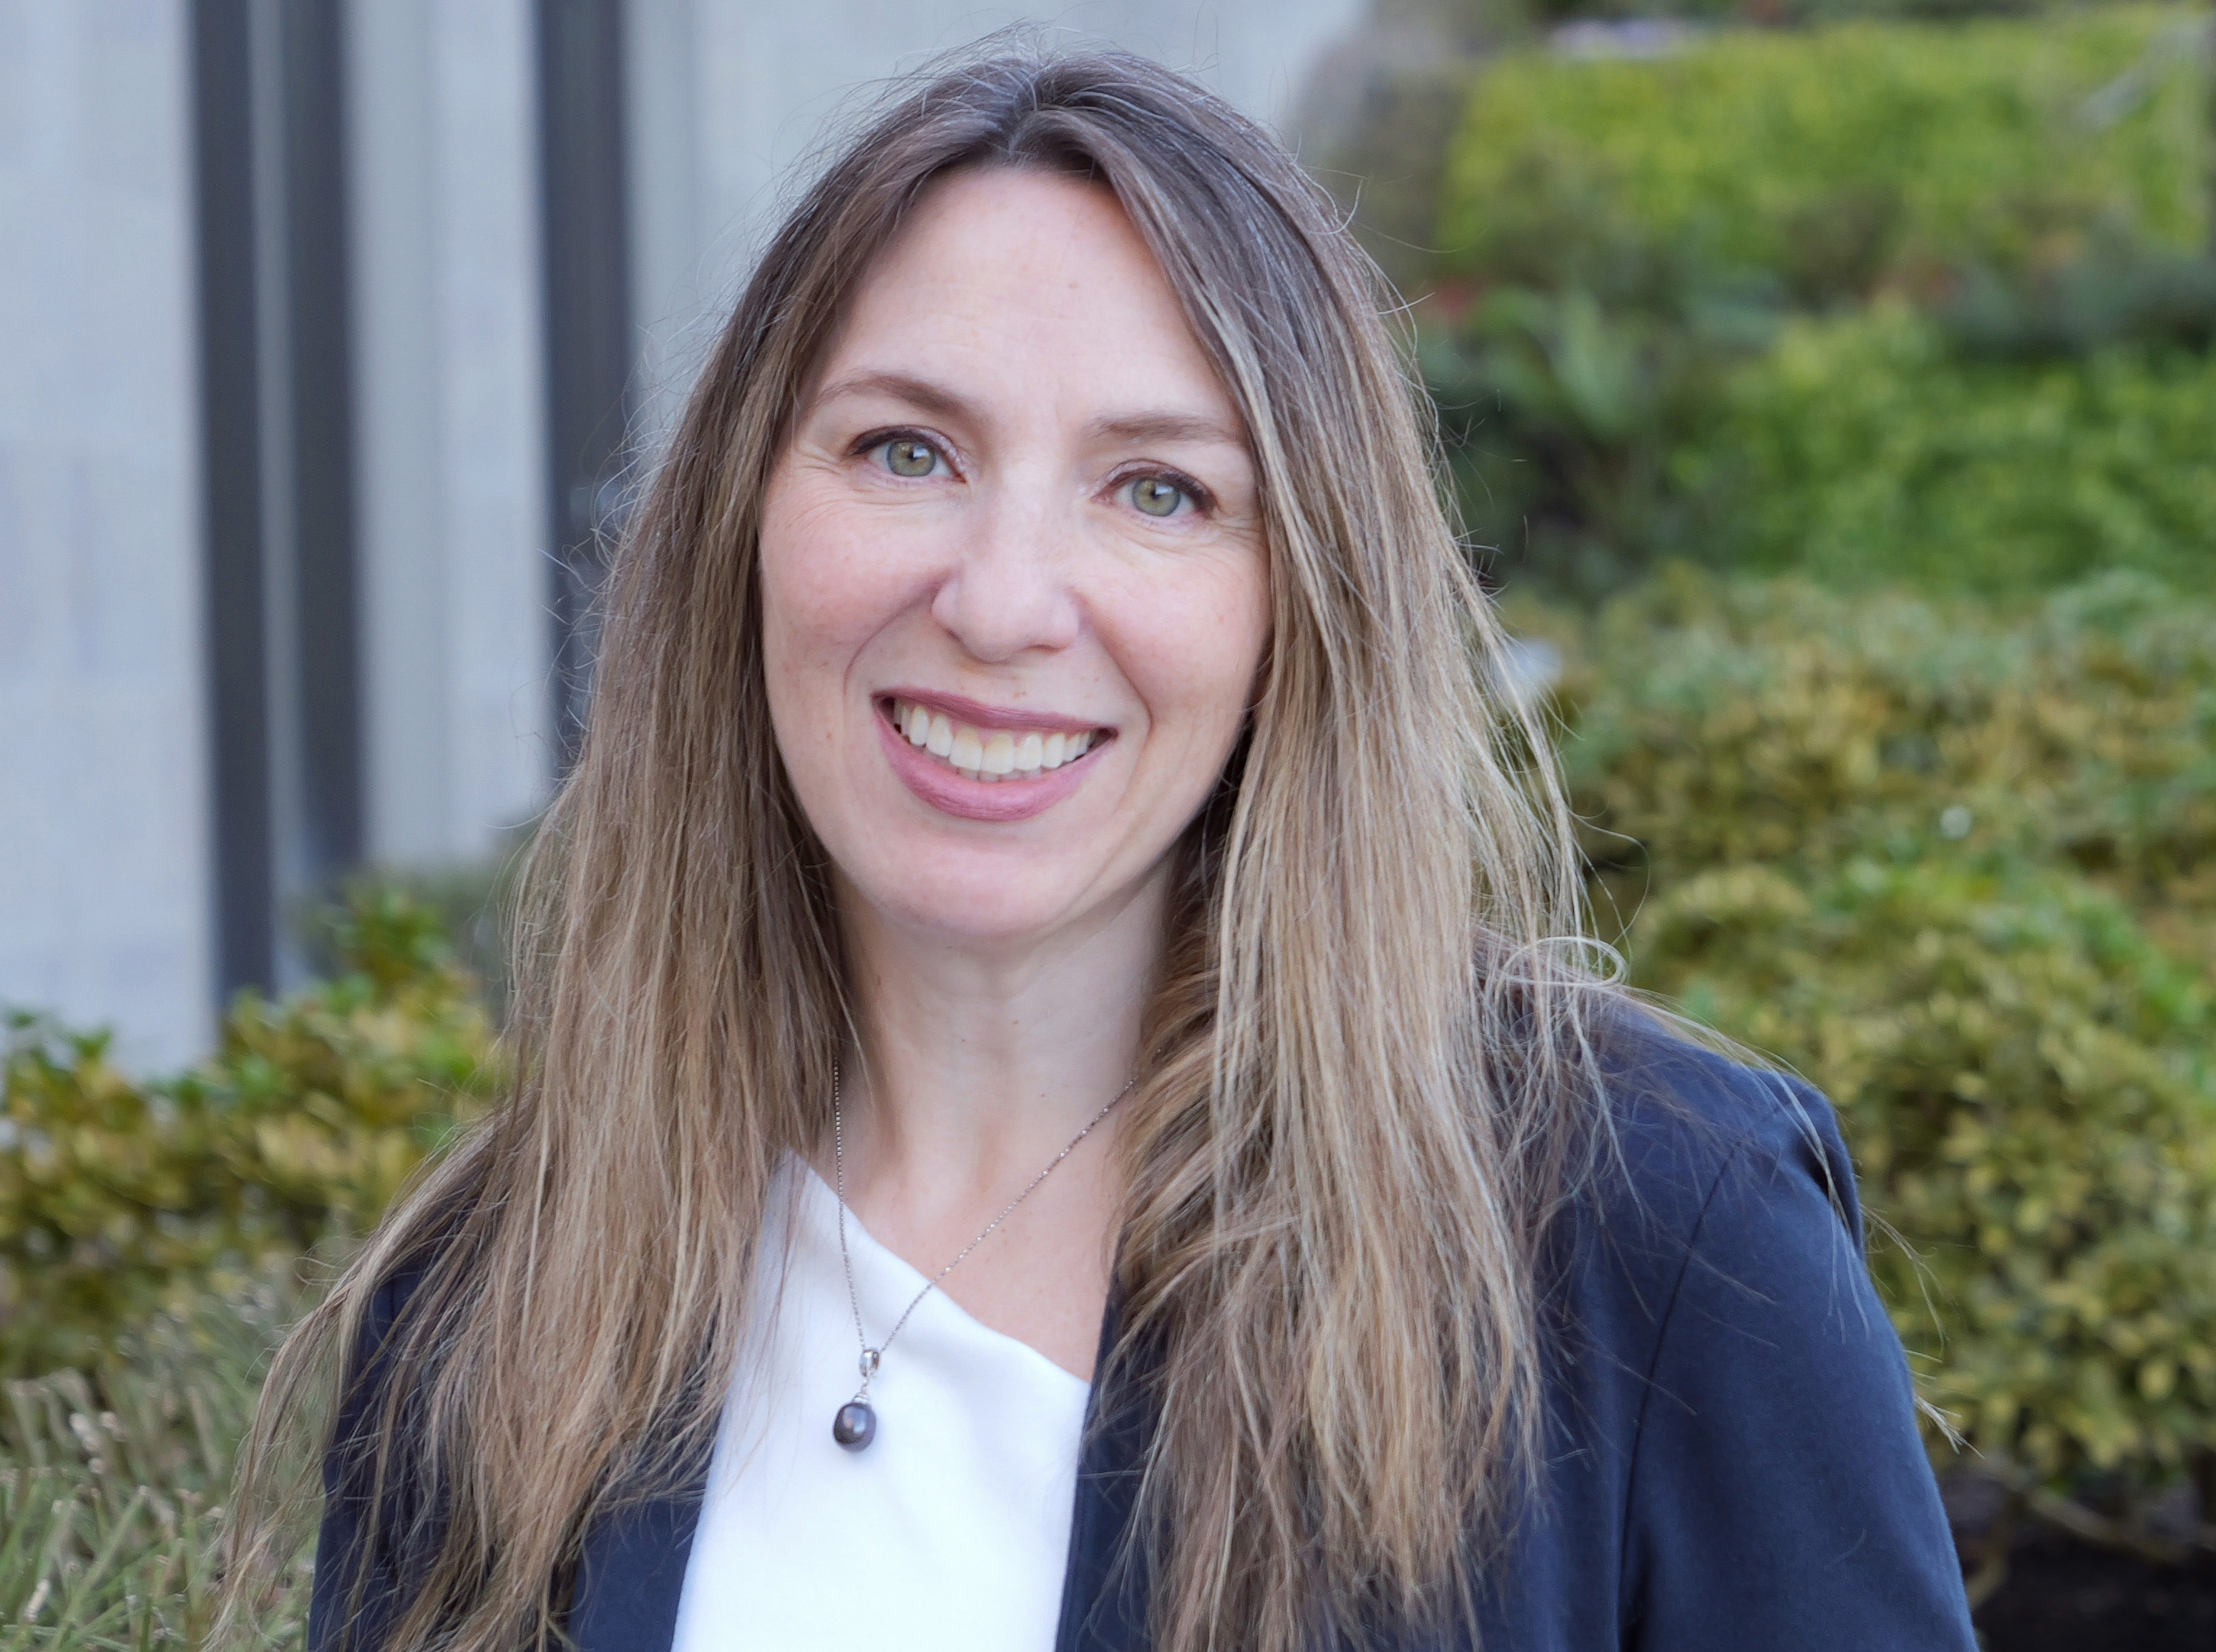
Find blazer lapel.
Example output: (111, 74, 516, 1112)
(1054, 1288, 1156, 1652)
(567, 1293, 1157, 1652)
(570, 1488, 705, 1652)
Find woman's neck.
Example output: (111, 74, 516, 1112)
(821, 868, 1167, 1377)
(836, 869, 1162, 1202)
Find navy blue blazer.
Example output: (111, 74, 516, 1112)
(313, 1031, 1976, 1651)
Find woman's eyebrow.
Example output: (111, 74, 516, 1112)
(812, 369, 1246, 454)
(1086, 410, 1248, 451)
(811, 369, 977, 425)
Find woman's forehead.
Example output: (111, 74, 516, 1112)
(813, 168, 1241, 436)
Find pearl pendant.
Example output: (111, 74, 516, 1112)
(833, 1399, 877, 1451)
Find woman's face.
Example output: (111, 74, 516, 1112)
(760, 167, 1270, 949)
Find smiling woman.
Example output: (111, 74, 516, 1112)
(219, 41, 1975, 1652)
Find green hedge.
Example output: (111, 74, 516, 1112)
(1438, 10, 2210, 301)
(1424, 9, 2215, 597)
(0, 890, 502, 1377)
(1559, 570, 2216, 921)
(1541, 570, 2216, 1527)
(1675, 300, 2216, 591)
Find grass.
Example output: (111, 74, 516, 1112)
(0, 1279, 308, 1649)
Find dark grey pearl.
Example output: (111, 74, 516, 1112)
(833, 1400, 877, 1451)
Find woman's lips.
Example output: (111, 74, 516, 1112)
(875, 696, 1111, 823)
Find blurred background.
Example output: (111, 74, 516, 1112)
(2, 0, 2213, 1643)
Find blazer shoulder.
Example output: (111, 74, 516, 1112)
(1578, 1022, 1975, 1648)
(1541, 1012, 1869, 1389)
(1583, 1012, 1860, 1260)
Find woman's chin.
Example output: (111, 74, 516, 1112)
(868, 878, 1098, 949)
(830, 845, 1118, 949)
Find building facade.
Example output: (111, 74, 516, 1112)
(0, 0, 1365, 1067)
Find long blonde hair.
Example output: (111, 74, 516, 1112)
(228, 41, 1616, 1652)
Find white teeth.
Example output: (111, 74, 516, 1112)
(890, 699, 1102, 782)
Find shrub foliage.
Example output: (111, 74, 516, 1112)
(1546, 571, 2216, 1530)
(1676, 301, 2216, 592)
(0, 890, 502, 1377)
(1423, 8, 2215, 597)
(1439, 11, 2209, 300)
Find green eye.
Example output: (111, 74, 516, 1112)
(1131, 475, 1185, 517)
(883, 439, 937, 477)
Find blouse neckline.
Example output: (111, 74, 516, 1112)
(792, 1160, 1094, 1392)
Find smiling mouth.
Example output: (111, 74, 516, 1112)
(882, 697, 1111, 783)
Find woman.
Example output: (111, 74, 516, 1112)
(229, 44, 1976, 1652)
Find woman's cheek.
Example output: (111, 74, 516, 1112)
(1164, 556, 1269, 737)
(763, 491, 867, 637)
(770, 482, 953, 656)
(759, 492, 875, 767)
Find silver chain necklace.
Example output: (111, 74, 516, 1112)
(828, 1063, 1136, 1452)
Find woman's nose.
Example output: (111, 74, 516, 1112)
(928, 487, 1081, 663)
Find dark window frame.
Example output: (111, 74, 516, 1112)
(189, 0, 362, 997)
(537, 0, 635, 768)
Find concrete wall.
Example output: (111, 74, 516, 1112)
(0, 0, 211, 1068)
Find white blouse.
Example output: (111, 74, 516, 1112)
(669, 1163, 1092, 1651)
